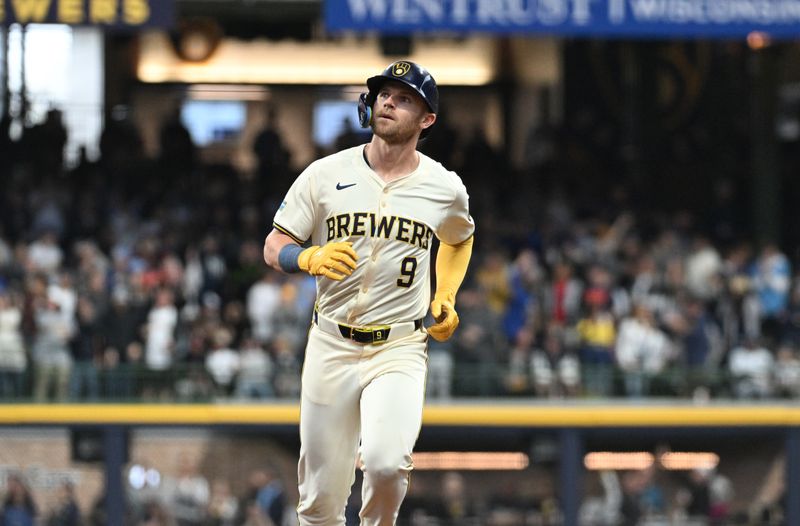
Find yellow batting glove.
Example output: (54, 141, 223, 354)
(428, 291, 459, 342)
(298, 242, 358, 281)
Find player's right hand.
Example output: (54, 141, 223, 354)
(298, 242, 358, 281)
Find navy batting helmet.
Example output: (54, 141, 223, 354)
(358, 60, 439, 138)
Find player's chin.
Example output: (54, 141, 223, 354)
(374, 125, 416, 145)
(372, 121, 394, 136)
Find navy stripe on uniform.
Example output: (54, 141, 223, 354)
(273, 222, 306, 245)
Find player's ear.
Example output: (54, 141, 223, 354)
(420, 112, 436, 132)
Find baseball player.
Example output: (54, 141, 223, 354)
(263, 60, 475, 525)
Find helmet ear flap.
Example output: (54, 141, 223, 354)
(357, 92, 372, 129)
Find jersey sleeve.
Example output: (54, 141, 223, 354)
(437, 178, 475, 245)
(272, 165, 317, 244)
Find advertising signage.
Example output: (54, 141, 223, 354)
(1, 0, 173, 28)
(325, 0, 800, 38)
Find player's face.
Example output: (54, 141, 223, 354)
(372, 82, 435, 144)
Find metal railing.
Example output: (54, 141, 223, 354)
(0, 362, 789, 403)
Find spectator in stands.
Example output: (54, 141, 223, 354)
(586, 263, 630, 321)
(31, 193, 66, 255)
(271, 335, 301, 398)
(28, 231, 63, 276)
(101, 346, 126, 400)
(175, 329, 213, 402)
(333, 117, 366, 152)
(30, 274, 74, 401)
(29, 108, 68, 179)
(143, 288, 178, 398)
(269, 282, 306, 353)
(752, 243, 791, 345)
(684, 468, 713, 521)
(101, 288, 146, 367)
(87, 490, 110, 526)
(685, 234, 723, 304)
(502, 249, 542, 344)
(576, 287, 616, 396)
(198, 235, 227, 299)
(206, 479, 238, 526)
(226, 240, 266, 302)
(240, 468, 285, 526)
(0, 112, 16, 169)
(252, 106, 291, 195)
(158, 106, 196, 178)
(672, 297, 724, 398)
(709, 470, 735, 524)
(205, 326, 240, 397)
(773, 344, 800, 398)
(45, 481, 80, 526)
(579, 471, 622, 526)
(1, 473, 38, 526)
(543, 260, 583, 326)
(475, 252, 511, 318)
(530, 323, 581, 398)
(615, 304, 673, 397)
(619, 470, 645, 526)
(728, 337, 775, 399)
(0, 290, 26, 398)
(221, 300, 249, 346)
(165, 454, 209, 526)
(717, 242, 758, 349)
(105, 338, 146, 400)
(0, 233, 13, 273)
(182, 247, 204, 307)
(69, 294, 101, 400)
(505, 326, 533, 396)
(246, 272, 281, 345)
(637, 464, 667, 520)
(49, 272, 77, 334)
(453, 287, 505, 396)
(139, 500, 175, 526)
(427, 471, 480, 524)
(780, 281, 800, 348)
(629, 254, 659, 307)
(234, 334, 274, 399)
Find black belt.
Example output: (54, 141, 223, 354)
(314, 310, 423, 345)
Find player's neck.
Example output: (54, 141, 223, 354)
(364, 140, 420, 183)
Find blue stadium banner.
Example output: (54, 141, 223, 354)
(325, 0, 800, 38)
(1, 0, 174, 28)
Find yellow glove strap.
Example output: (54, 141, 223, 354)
(297, 245, 319, 273)
(298, 242, 359, 281)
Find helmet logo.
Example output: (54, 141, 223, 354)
(391, 62, 411, 77)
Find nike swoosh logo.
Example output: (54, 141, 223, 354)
(336, 182, 357, 190)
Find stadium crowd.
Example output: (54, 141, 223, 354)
(0, 102, 794, 523)
(0, 454, 785, 526)
(0, 105, 799, 404)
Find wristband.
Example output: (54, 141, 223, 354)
(278, 244, 304, 273)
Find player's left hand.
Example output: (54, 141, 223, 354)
(428, 291, 459, 342)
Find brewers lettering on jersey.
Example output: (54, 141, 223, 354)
(263, 60, 474, 525)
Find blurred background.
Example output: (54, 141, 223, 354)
(1, 0, 800, 524)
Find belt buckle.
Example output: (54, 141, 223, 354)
(351, 326, 391, 344)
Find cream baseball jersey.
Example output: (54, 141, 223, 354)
(273, 144, 474, 326)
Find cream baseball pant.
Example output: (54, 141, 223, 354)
(297, 324, 428, 526)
